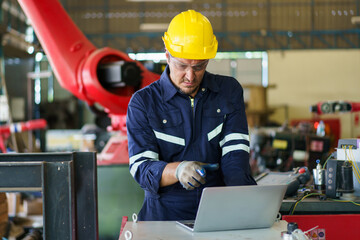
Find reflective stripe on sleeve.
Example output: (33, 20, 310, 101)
(207, 123, 224, 141)
(130, 159, 159, 177)
(129, 150, 159, 165)
(153, 130, 185, 146)
(129, 150, 159, 177)
(219, 133, 249, 147)
(222, 143, 250, 157)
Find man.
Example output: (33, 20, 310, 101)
(126, 10, 256, 221)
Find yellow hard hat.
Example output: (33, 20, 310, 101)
(163, 10, 218, 60)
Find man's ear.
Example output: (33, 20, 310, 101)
(165, 50, 170, 64)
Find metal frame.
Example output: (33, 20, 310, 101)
(0, 152, 99, 240)
(85, 29, 360, 53)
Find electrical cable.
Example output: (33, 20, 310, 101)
(290, 193, 360, 215)
(349, 145, 360, 183)
(344, 146, 357, 183)
(289, 193, 324, 215)
(288, 199, 301, 215)
(322, 151, 334, 169)
(343, 145, 360, 184)
(331, 199, 360, 206)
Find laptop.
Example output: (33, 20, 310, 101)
(176, 184, 287, 232)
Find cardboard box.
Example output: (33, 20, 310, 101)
(23, 198, 43, 216)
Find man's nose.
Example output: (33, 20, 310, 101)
(185, 67, 195, 81)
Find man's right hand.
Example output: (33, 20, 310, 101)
(175, 161, 206, 190)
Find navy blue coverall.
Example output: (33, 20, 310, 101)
(126, 66, 256, 221)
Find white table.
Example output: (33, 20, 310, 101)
(118, 220, 288, 240)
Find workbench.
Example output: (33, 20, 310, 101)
(118, 220, 288, 240)
(280, 197, 360, 215)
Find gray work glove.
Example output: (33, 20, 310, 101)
(175, 161, 206, 190)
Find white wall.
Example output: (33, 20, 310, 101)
(207, 58, 262, 103)
(268, 49, 360, 138)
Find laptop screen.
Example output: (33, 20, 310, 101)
(177, 184, 286, 232)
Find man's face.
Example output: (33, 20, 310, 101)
(166, 51, 208, 98)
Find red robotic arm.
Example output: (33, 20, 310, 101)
(17, 0, 160, 131)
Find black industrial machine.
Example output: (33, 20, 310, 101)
(250, 125, 330, 175)
(324, 139, 360, 200)
(325, 159, 355, 199)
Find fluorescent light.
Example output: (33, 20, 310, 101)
(27, 46, 34, 54)
(127, 0, 192, 2)
(35, 52, 44, 62)
(128, 52, 166, 61)
(140, 23, 168, 32)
